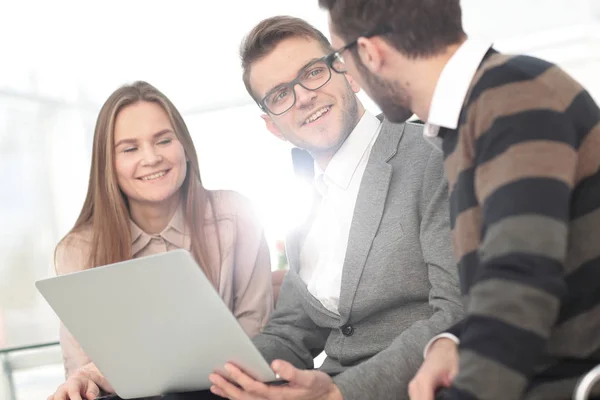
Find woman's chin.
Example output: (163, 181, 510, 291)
(129, 191, 180, 207)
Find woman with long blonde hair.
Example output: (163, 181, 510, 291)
(48, 81, 273, 400)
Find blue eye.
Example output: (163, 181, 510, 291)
(124, 147, 137, 153)
(308, 68, 325, 78)
(271, 88, 290, 104)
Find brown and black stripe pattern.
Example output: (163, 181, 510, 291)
(440, 50, 600, 400)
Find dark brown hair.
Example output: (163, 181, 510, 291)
(240, 16, 335, 101)
(319, 0, 465, 58)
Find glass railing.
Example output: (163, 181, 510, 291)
(0, 341, 63, 400)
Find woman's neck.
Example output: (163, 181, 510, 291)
(129, 194, 181, 235)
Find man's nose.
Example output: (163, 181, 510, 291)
(294, 84, 318, 107)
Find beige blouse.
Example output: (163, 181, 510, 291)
(55, 190, 273, 377)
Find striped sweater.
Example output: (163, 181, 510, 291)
(440, 50, 600, 400)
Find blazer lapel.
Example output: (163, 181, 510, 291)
(337, 119, 406, 324)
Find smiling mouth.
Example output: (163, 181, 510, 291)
(138, 169, 170, 181)
(303, 106, 332, 125)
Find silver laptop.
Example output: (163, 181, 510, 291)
(36, 249, 276, 399)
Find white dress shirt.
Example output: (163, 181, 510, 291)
(299, 111, 382, 314)
(422, 38, 492, 356)
(423, 38, 492, 138)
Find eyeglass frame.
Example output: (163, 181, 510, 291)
(256, 24, 392, 116)
(323, 24, 393, 74)
(257, 57, 338, 116)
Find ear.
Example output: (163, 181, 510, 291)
(261, 114, 287, 142)
(356, 36, 385, 74)
(344, 72, 361, 94)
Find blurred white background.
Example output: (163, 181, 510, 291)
(1, 0, 599, 398)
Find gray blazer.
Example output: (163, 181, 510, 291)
(253, 119, 464, 400)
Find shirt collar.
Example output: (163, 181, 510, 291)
(423, 38, 493, 137)
(314, 110, 381, 193)
(130, 205, 187, 255)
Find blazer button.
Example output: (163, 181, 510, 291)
(341, 325, 354, 337)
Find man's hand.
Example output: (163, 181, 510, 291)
(408, 338, 459, 400)
(47, 362, 114, 400)
(209, 359, 343, 400)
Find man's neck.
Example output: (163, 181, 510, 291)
(410, 39, 467, 121)
(129, 194, 181, 235)
(314, 151, 335, 172)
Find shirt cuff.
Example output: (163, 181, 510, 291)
(423, 333, 460, 358)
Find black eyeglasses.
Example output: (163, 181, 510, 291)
(258, 57, 338, 116)
(257, 25, 391, 116)
(323, 24, 393, 74)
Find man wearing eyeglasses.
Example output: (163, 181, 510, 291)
(318, 1, 600, 400)
(207, 16, 463, 400)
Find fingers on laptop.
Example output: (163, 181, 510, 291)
(47, 376, 100, 400)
